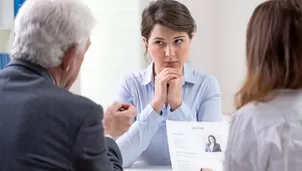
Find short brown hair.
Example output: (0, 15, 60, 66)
(141, 0, 196, 43)
(235, 0, 302, 109)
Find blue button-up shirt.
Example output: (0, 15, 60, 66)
(115, 63, 222, 167)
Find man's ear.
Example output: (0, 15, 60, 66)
(61, 44, 77, 71)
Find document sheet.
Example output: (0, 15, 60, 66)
(166, 120, 229, 171)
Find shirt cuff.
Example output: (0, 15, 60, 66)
(167, 102, 195, 121)
(138, 104, 165, 124)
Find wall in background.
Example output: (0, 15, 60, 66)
(73, 0, 265, 113)
(0, 0, 22, 69)
(76, 0, 146, 108)
(217, 0, 264, 113)
(0, 0, 14, 28)
(178, 0, 264, 113)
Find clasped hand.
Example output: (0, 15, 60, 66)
(151, 68, 183, 113)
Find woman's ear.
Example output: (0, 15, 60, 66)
(191, 32, 195, 38)
(142, 36, 148, 47)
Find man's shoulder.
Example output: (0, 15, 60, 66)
(41, 86, 102, 118)
(53, 87, 95, 105)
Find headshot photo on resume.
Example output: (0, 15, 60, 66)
(205, 135, 222, 152)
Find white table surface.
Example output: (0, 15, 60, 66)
(124, 166, 172, 171)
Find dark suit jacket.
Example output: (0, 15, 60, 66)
(0, 59, 123, 171)
(205, 143, 222, 152)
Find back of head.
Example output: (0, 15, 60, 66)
(141, 0, 196, 42)
(11, 0, 95, 68)
(236, 0, 302, 109)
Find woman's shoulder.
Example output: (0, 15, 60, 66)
(231, 99, 293, 136)
(186, 64, 218, 82)
(119, 68, 150, 84)
(231, 103, 264, 132)
(185, 65, 220, 92)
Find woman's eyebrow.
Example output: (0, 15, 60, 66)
(153, 37, 165, 40)
(173, 36, 185, 39)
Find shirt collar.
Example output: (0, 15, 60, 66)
(141, 62, 196, 86)
(183, 63, 196, 84)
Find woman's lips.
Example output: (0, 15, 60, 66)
(164, 61, 178, 67)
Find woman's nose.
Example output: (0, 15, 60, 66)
(164, 45, 175, 57)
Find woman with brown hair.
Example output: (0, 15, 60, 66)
(224, 0, 302, 170)
(205, 135, 222, 152)
(114, 0, 222, 167)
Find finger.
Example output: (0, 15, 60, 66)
(161, 67, 180, 73)
(118, 105, 137, 117)
(121, 103, 131, 110)
(160, 71, 181, 79)
(161, 68, 182, 75)
(167, 75, 183, 84)
(158, 74, 180, 84)
(167, 77, 178, 84)
(118, 108, 125, 111)
(127, 105, 137, 114)
(156, 70, 181, 81)
(110, 101, 123, 112)
(158, 74, 179, 84)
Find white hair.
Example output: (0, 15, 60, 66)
(11, 0, 95, 68)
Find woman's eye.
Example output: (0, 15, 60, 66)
(175, 39, 183, 44)
(155, 41, 164, 45)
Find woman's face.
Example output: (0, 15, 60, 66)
(209, 137, 214, 143)
(143, 24, 191, 73)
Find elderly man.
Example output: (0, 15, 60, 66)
(0, 0, 135, 171)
